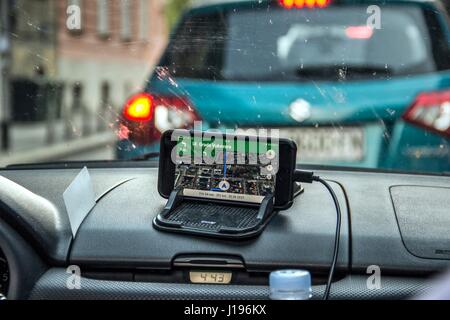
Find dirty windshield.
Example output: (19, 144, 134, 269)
(0, 0, 449, 174)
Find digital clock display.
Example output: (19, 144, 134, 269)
(189, 271, 232, 284)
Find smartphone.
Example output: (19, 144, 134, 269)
(158, 130, 297, 210)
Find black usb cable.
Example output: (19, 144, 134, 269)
(293, 170, 342, 300)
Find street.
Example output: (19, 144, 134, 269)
(60, 143, 115, 162)
(0, 120, 117, 166)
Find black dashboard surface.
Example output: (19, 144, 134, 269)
(1, 166, 450, 299)
(0, 168, 350, 271)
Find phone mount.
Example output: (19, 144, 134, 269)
(154, 130, 301, 239)
(153, 188, 278, 239)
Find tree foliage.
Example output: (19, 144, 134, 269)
(165, 0, 190, 31)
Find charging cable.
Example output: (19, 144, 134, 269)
(293, 170, 342, 300)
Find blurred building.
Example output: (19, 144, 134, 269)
(5, 0, 168, 114)
(9, 0, 58, 78)
(1, 0, 169, 154)
(56, 0, 168, 117)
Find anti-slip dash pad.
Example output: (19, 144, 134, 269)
(153, 188, 276, 239)
(166, 201, 261, 231)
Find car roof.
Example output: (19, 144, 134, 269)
(190, 0, 253, 9)
(190, 0, 438, 10)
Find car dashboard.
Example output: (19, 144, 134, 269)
(0, 165, 449, 300)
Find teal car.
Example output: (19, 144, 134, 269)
(118, 0, 450, 173)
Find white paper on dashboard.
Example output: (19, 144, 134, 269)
(63, 167, 96, 237)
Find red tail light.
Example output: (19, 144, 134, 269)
(120, 93, 200, 145)
(124, 93, 153, 121)
(403, 90, 450, 138)
(279, 0, 330, 9)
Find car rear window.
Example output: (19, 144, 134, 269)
(160, 3, 448, 81)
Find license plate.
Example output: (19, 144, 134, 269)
(278, 127, 365, 162)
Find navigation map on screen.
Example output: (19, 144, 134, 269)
(174, 136, 278, 203)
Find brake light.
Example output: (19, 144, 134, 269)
(315, 0, 329, 8)
(279, 0, 330, 9)
(280, 0, 294, 8)
(345, 26, 373, 39)
(403, 90, 450, 138)
(120, 93, 200, 145)
(124, 93, 153, 121)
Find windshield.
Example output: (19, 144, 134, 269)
(164, 5, 435, 81)
(0, 0, 449, 174)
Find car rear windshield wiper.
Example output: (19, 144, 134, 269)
(231, 64, 392, 82)
(295, 64, 392, 79)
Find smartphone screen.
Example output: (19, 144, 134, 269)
(173, 134, 279, 204)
